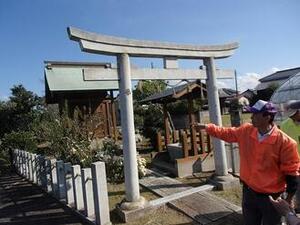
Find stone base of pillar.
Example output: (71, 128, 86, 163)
(116, 197, 152, 222)
(120, 196, 147, 211)
(208, 173, 240, 191)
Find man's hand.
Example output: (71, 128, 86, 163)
(269, 196, 293, 216)
(191, 123, 207, 130)
(286, 194, 295, 209)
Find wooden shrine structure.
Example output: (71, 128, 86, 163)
(44, 61, 119, 139)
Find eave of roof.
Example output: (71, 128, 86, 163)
(259, 67, 300, 82)
(45, 66, 119, 91)
(140, 81, 206, 104)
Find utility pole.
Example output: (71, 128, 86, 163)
(234, 70, 238, 96)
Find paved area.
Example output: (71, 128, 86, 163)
(140, 169, 243, 225)
(0, 172, 88, 225)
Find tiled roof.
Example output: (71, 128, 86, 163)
(259, 67, 300, 82)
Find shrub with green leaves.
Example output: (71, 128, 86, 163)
(95, 139, 147, 183)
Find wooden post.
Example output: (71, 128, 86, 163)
(173, 130, 179, 143)
(102, 103, 108, 137)
(105, 101, 112, 137)
(182, 131, 189, 158)
(163, 104, 170, 148)
(188, 95, 198, 156)
(207, 134, 212, 153)
(199, 131, 205, 154)
(110, 90, 118, 141)
(157, 131, 163, 152)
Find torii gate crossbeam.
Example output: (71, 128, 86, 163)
(68, 27, 239, 209)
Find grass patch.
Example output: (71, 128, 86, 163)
(176, 172, 214, 187)
(108, 182, 193, 225)
(211, 185, 243, 206)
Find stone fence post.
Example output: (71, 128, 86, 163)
(91, 162, 111, 225)
(11, 150, 111, 225)
(82, 168, 95, 219)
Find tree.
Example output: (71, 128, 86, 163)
(0, 85, 43, 137)
(133, 80, 167, 101)
(133, 80, 167, 147)
(0, 85, 43, 164)
(251, 83, 279, 104)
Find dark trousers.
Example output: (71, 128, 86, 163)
(242, 185, 281, 225)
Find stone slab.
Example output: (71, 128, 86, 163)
(139, 169, 242, 224)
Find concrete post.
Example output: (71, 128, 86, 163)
(20, 150, 24, 175)
(27, 152, 31, 179)
(50, 159, 58, 197)
(45, 159, 52, 193)
(91, 162, 111, 225)
(32, 154, 37, 184)
(16, 150, 19, 173)
(36, 155, 42, 186)
(204, 58, 228, 176)
(23, 151, 27, 176)
(23, 151, 26, 176)
(82, 168, 95, 218)
(39, 155, 47, 189)
(25, 152, 29, 179)
(14, 150, 17, 169)
(56, 160, 66, 200)
(16, 150, 20, 173)
(20, 150, 24, 174)
(117, 53, 141, 203)
(13, 150, 17, 170)
(64, 162, 75, 207)
(28, 153, 33, 181)
(72, 165, 84, 212)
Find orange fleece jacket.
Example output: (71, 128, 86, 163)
(206, 123, 300, 194)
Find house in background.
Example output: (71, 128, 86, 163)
(218, 88, 238, 114)
(255, 67, 300, 100)
(44, 61, 119, 139)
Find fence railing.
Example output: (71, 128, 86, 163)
(157, 129, 212, 156)
(12, 149, 111, 225)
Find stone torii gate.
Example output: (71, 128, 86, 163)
(68, 27, 239, 209)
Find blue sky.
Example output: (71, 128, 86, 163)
(1, 0, 300, 99)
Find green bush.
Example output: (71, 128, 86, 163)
(1, 131, 37, 153)
(95, 139, 147, 183)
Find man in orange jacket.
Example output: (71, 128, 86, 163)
(194, 100, 300, 225)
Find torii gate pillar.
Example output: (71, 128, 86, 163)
(204, 57, 228, 176)
(117, 53, 143, 205)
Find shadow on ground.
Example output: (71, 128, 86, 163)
(0, 172, 88, 225)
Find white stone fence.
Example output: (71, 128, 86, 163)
(12, 149, 111, 225)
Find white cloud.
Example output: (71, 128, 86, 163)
(217, 67, 282, 92)
(164, 67, 284, 93)
(261, 67, 280, 77)
(0, 95, 9, 101)
(237, 72, 262, 92)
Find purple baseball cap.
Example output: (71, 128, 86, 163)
(246, 100, 277, 114)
